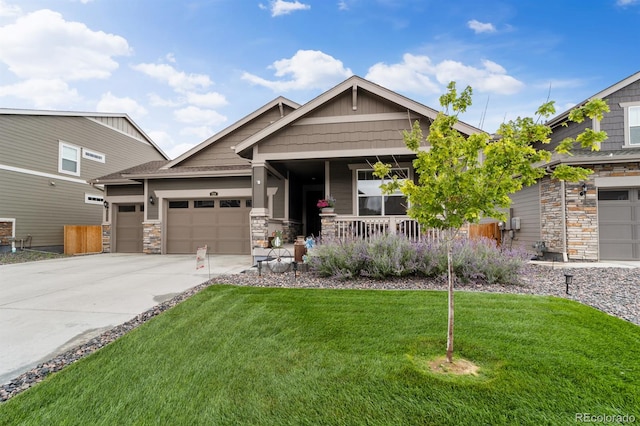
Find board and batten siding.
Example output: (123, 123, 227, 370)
(330, 161, 355, 215)
(508, 183, 541, 254)
(177, 106, 295, 168)
(257, 90, 419, 155)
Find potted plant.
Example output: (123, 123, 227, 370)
(317, 196, 336, 213)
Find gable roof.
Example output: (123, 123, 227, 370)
(234, 75, 484, 156)
(163, 96, 300, 169)
(547, 70, 640, 128)
(0, 108, 169, 160)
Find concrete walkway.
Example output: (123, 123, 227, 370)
(0, 253, 252, 385)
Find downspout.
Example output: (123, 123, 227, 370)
(561, 180, 568, 262)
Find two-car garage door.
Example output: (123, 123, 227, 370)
(166, 199, 251, 254)
(598, 189, 640, 260)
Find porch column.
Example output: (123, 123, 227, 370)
(251, 163, 269, 249)
(319, 211, 337, 243)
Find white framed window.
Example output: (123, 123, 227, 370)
(621, 102, 640, 147)
(59, 141, 80, 176)
(629, 106, 640, 146)
(356, 168, 409, 216)
(85, 193, 104, 205)
(82, 148, 106, 163)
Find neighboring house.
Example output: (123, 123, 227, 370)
(508, 71, 640, 261)
(0, 109, 168, 252)
(95, 76, 482, 256)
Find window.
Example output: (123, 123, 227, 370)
(598, 190, 629, 201)
(82, 148, 106, 163)
(194, 200, 215, 208)
(169, 201, 189, 209)
(85, 193, 104, 205)
(357, 168, 408, 216)
(220, 199, 241, 208)
(118, 205, 137, 212)
(59, 141, 80, 176)
(629, 106, 640, 146)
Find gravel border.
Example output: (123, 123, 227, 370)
(1, 263, 638, 402)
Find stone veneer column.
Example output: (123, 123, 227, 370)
(102, 224, 111, 253)
(540, 177, 564, 254)
(282, 220, 302, 243)
(250, 212, 269, 249)
(143, 221, 162, 254)
(565, 180, 598, 261)
(319, 212, 337, 243)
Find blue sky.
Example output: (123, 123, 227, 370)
(1, 0, 639, 159)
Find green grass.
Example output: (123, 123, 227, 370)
(1, 286, 638, 425)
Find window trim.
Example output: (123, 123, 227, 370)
(59, 141, 81, 176)
(620, 101, 640, 147)
(355, 167, 410, 216)
(85, 193, 104, 205)
(82, 148, 106, 163)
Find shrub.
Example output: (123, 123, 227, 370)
(309, 235, 528, 285)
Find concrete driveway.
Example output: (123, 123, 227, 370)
(0, 253, 252, 385)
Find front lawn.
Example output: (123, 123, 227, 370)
(1, 285, 638, 425)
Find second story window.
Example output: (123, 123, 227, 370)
(629, 106, 640, 146)
(59, 141, 80, 176)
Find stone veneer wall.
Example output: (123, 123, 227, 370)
(539, 163, 640, 261)
(102, 224, 111, 253)
(143, 222, 162, 254)
(251, 213, 269, 248)
(319, 213, 337, 243)
(282, 220, 302, 243)
(540, 177, 564, 255)
(0, 221, 13, 244)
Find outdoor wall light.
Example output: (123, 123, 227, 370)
(149, 195, 155, 205)
(256, 179, 261, 185)
(103, 201, 109, 209)
(579, 182, 588, 197)
(564, 273, 573, 294)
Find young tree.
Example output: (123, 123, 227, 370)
(374, 82, 608, 364)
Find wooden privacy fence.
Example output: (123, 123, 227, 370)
(64, 225, 102, 255)
(468, 222, 501, 245)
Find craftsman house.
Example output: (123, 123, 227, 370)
(0, 109, 168, 252)
(96, 76, 482, 256)
(509, 71, 640, 261)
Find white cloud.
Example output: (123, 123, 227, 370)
(262, 0, 311, 17)
(97, 92, 148, 117)
(132, 63, 212, 93)
(435, 59, 524, 94)
(617, 0, 639, 5)
(0, 0, 21, 17)
(467, 19, 496, 34)
(0, 78, 81, 108)
(148, 93, 181, 107)
(241, 50, 353, 92)
(338, 1, 349, 11)
(366, 53, 441, 95)
(174, 106, 227, 127)
(0, 9, 130, 81)
(180, 126, 215, 140)
(366, 54, 524, 96)
(186, 91, 228, 108)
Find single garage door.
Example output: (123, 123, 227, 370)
(166, 199, 251, 254)
(598, 188, 640, 260)
(116, 204, 143, 253)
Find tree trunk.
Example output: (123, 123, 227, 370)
(446, 234, 455, 363)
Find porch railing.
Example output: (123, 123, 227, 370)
(333, 215, 444, 243)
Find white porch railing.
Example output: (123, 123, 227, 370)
(334, 215, 444, 243)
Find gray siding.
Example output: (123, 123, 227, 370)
(508, 183, 541, 253)
(0, 114, 165, 248)
(148, 177, 251, 220)
(600, 80, 640, 150)
(177, 106, 295, 168)
(259, 91, 425, 155)
(106, 184, 144, 197)
(0, 169, 103, 247)
(330, 161, 355, 215)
